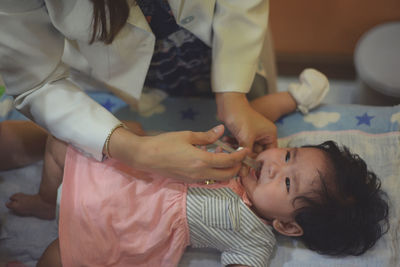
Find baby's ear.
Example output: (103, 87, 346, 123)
(272, 219, 303, 237)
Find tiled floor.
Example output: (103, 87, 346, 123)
(277, 76, 400, 106)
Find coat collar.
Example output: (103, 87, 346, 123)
(126, 2, 152, 32)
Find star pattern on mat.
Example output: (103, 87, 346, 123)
(356, 112, 374, 126)
(276, 116, 285, 124)
(102, 99, 116, 111)
(180, 107, 198, 120)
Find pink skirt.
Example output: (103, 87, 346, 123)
(59, 146, 190, 267)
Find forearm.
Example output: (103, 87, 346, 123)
(14, 78, 121, 161)
(215, 92, 250, 123)
(212, 0, 269, 94)
(104, 126, 143, 168)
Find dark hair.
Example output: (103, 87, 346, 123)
(293, 141, 389, 256)
(89, 0, 131, 44)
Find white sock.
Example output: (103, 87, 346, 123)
(288, 68, 330, 114)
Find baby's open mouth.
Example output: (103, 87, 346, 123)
(250, 167, 261, 181)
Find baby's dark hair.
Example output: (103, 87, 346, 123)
(293, 141, 389, 256)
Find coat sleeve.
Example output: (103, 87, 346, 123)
(211, 0, 269, 94)
(0, 3, 120, 160)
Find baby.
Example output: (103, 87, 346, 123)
(6, 69, 389, 267)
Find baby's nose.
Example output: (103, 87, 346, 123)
(268, 162, 279, 178)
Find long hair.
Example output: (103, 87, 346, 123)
(89, 0, 131, 44)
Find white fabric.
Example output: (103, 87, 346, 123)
(180, 130, 400, 266)
(0, 0, 269, 159)
(1, 130, 399, 266)
(288, 68, 330, 114)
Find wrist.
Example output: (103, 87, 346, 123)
(105, 126, 143, 166)
(103, 123, 127, 159)
(215, 92, 249, 122)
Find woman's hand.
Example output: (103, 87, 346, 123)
(216, 92, 278, 153)
(108, 124, 249, 182)
(216, 92, 277, 176)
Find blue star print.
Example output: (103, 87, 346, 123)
(276, 117, 284, 125)
(180, 107, 198, 120)
(276, 114, 290, 125)
(102, 99, 116, 111)
(356, 112, 374, 126)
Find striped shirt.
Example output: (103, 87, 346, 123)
(186, 186, 276, 267)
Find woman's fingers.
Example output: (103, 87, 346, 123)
(221, 136, 239, 148)
(130, 127, 250, 182)
(193, 164, 243, 182)
(181, 146, 249, 182)
(201, 147, 249, 168)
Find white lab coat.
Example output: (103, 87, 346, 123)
(0, 0, 269, 160)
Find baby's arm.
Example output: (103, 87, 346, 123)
(251, 68, 330, 122)
(250, 92, 297, 122)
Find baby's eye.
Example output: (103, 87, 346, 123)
(285, 177, 290, 193)
(285, 151, 291, 162)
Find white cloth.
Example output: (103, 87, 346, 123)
(0, 0, 269, 160)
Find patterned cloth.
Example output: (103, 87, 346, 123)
(137, 0, 212, 97)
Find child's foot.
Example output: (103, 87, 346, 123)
(6, 193, 56, 220)
(288, 68, 330, 114)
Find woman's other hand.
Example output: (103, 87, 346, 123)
(216, 92, 277, 176)
(216, 92, 278, 152)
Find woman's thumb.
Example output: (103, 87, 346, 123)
(192, 124, 225, 145)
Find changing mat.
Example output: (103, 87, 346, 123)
(1, 91, 400, 266)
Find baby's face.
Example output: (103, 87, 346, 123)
(241, 147, 327, 223)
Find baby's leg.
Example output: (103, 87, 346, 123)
(0, 120, 47, 170)
(37, 238, 62, 267)
(250, 92, 297, 122)
(6, 135, 67, 220)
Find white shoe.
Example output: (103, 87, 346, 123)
(288, 68, 330, 114)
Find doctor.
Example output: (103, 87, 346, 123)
(0, 0, 276, 182)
